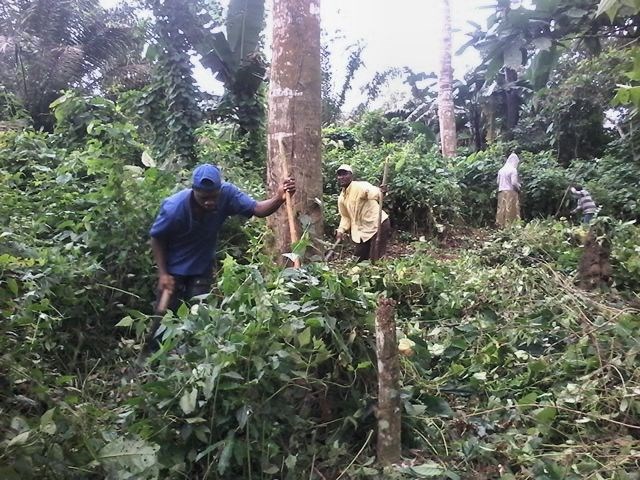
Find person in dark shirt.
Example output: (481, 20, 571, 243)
(149, 164, 295, 313)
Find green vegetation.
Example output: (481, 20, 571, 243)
(2, 0, 640, 478)
(2, 104, 639, 477)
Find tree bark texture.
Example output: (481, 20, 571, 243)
(266, 0, 323, 262)
(504, 67, 520, 134)
(437, 0, 457, 158)
(375, 296, 401, 466)
(578, 228, 612, 290)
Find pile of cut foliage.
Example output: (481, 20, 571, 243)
(2, 220, 639, 479)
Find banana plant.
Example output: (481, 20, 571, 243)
(165, 0, 267, 158)
(172, 0, 266, 96)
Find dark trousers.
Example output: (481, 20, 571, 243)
(353, 219, 391, 262)
(144, 272, 213, 352)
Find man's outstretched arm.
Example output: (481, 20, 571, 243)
(253, 178, 296, 218)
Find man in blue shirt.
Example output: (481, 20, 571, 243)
(149, 163, 295, 313)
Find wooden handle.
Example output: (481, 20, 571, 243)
(278, 137, 301, 268)
(156, 288, 171, 314)
(324, 238, 342, 261)
(373, 159, 390, 262)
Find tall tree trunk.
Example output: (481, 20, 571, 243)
(267, 0, 323, 261)
(437, 0, 457, 158)
(504, 67, 520, 136)
(484, 101, 497, 145)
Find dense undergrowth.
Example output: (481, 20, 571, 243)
(2, 218, 639, 479)
(2, 94, 640, 479)
(322, 129, 640, 234)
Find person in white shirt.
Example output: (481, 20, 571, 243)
(496, 150, 521, 228)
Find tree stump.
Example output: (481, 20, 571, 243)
(375, 296, 401, 465)
(578, 226, 612, 290)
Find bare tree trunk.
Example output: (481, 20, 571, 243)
(484, 101, 497, 145)
(504, 67, 520, 136)
(437, 0, 457, 158)
(375, 296, 401, 466)
(267, 0, 323, 262)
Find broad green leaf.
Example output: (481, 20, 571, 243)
(422, 395, 453, 417)
(596, 0, 620, 21)
(615, 85, 640, 107)
(226, 0, 265, 61)
(40, 408, 57, 435)
(217, 434, 235, 475)
(6, 278, 18, 295)
(282, 252, 301, 264)
(179, 388, 198, 415)
(405, 403, 427, 416)
(203, 364, 221, 400)
(98, 436, 160, 480)
(297, 327, 312, 347)
(8, 431, 30, 447)
(536, 406, 557, 425)
(410, 462, 446, 476)
(195, 444, 217, 462)
(115, 316, 134, 328)
(55, 173, 72, 184)
(518, 391, 538, 407)
(236, 405, 251, 429)
(359, 466, 379, 475)
(201, 33, 235, 81)
(472, 371, 487, 381)
(141, 150, 156, 168)
(177, 302, 189, 318)
(285, 454, 297, 470)
(185, 417, 206, 425)
(356, 360, 373, 370)
(263, 464, 279, 474)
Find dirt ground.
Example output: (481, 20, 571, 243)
(329, 226, 491, 264)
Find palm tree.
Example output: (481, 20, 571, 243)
(0, 0, 139, 130)
(437, 0, 457, 157)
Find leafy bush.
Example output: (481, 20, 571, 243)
(476, 219, 582, 272)
(458, 145, 570, 224)
(113, 257, 379, 479)
(570, 156, 640, 221)
(0, 142, 174, 367)
(610, 219, 640, 291)
(456, 145, 504, 225)
(0, 87, 30, 123)
(355, 111, 414, 145)
(3, 212, 639, 479)
(3, 90, 640, 480)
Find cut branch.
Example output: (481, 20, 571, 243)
(375, 295, 401, 465)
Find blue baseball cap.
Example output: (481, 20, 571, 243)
(192, 164, 222, 191)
